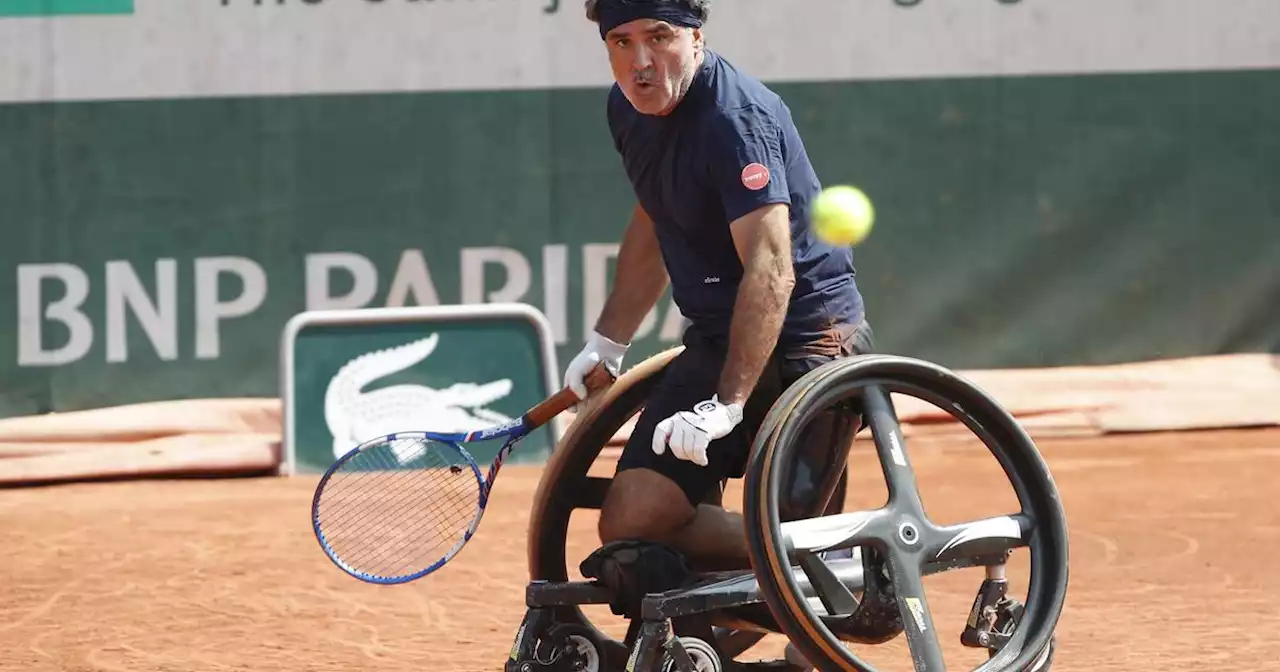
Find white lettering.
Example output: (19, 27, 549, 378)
(542, 244, 568, 344)
(305, 252, 377, 311)
(385, 249, 441, 307)
(460, 247, 531, 304)
(195, 256, 268, 360)
(582, 243, 659, 341)
(105, 259, 178, 363)
(581, 243, 614, 341)
(17, 263, 93, 366)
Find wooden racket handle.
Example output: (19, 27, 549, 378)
(524, 362, 617, 430)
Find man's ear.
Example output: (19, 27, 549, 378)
(691, 27, 705, 50)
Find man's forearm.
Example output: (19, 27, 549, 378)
(595, 205, 669, 344)
(718, 239, 794, 407)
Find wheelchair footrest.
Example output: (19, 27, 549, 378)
(526, 555, 870, 621)
(527, 579, 615, 608)
(641, 556, 869, 621)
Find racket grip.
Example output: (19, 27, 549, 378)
(525, 362, 617, 429)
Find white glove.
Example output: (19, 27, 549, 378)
(564, 330, 629, 401)
(652, 396, 744, 467)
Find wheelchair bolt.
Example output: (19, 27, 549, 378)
(898, 522, 920, 546)
(520, 663, 533, 672)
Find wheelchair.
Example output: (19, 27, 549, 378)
(505, 348, 1068, 672)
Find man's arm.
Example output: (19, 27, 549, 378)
(594, 203, 670, 344)
(717, 203, 795, 407)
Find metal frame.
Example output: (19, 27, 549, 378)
(278, 302, 562, 476)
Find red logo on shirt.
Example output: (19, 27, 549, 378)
(741, 163, 770, 190)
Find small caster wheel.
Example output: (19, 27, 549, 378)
(661, 637, 722, 672)
(540, 624, 604, 672)
(990, 634, 1055, 671)
(987, 602, 1056, 671)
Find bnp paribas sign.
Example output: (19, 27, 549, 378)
(1, 0, 133, 17)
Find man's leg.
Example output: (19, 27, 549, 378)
(775, 319, 876, 521)
(597, 333, 771, 572)
(599, 468, 751, 571)
(592, 319, 874, 578)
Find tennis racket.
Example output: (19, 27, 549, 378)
(311, 362, 616, 584)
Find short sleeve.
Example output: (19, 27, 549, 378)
(706, 105, 791, 223)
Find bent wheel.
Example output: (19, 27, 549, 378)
(524, 347, 850, 668)
(743, 354, 1069, 672)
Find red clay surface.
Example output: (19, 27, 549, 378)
(2, 428, 1278, 671)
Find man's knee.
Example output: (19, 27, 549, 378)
(599, 468, 697, 544)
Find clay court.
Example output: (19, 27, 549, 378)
(3, 426, 1279, 672)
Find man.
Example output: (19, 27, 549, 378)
(564, 0, 875, 615)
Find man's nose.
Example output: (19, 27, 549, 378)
(631, 43, 655, 71)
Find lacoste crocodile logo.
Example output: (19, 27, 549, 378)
(324, 334, 515, 459)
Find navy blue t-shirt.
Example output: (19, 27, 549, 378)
(608, 50, 864, 346)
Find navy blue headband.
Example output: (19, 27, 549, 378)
(597, 1, 704, 40)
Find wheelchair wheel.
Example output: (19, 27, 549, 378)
(524, 348, 683, 669)
(743, 354, 1069, 672)
(523, 346, 851, 669)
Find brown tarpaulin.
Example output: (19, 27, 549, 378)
(2, 354, 1277, 485)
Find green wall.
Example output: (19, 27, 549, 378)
(3, 67, 1278, 419)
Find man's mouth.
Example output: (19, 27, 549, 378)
(633, 78, 657, 94)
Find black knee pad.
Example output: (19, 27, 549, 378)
(579, 540, 691, 619)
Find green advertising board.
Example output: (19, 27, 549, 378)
(0, 0, 133, 17)
(3, 0, 1277, 427)
(281, 304, 560, 475)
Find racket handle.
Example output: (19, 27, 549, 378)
(525, 362, 617, 429)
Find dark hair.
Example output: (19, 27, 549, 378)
(584, 0, 712, 24)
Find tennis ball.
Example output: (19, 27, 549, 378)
(811, 185, 875, 247)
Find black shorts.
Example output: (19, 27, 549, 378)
(616, 319, 876, 508)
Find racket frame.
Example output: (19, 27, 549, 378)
(311, 362, 616, 584)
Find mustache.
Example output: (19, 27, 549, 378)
(632, 68, 656, 84)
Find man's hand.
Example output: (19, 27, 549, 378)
(565, 330, 629, 401)
(652, 396, 744, 467)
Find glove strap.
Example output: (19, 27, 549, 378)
(588, 330, 630, 359)
(697, 395, 743, 425)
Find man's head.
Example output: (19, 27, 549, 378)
(586, 0, 712, 116)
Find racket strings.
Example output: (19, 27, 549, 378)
(319, 445, 476, 576)
(322, 471, 465, 572)
(335, 472, 476, 574)
(320, 446, 475, 550)
(315, 436, 482, 580)
(320, 467, 462, 541)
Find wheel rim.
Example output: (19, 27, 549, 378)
(664, 638, 721, 672)
(744, 354, 1070, 672)
(566, 634, 601, 672)
(524, 349, 680, 666)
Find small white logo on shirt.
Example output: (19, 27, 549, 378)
(704, 277, 720, 284)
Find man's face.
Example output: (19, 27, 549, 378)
(604, 19, 703, 116)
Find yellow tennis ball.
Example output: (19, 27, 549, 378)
(811, 185, 875, 246)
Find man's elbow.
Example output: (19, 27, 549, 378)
(765, 251, 797, 300)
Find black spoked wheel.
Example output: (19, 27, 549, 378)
(743, 354, 1069, 672)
